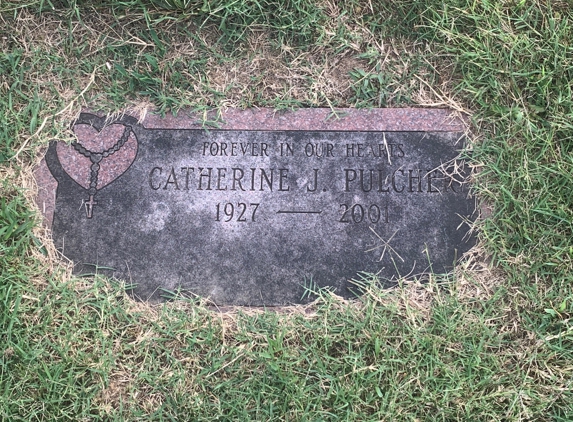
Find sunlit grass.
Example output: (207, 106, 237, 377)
(1, 0, 572, 420)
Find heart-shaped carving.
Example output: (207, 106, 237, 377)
(57, 122, 138, 191)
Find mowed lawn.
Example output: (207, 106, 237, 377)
(1, 1, 572, 420)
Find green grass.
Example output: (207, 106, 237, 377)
(1, 0, 573, 420)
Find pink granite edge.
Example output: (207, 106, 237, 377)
(140, 108, 467, 132)
(34, 151, 56, 228)
(80, 107, 467, 132)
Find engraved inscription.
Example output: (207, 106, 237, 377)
(215, 202, 260, 222)
(339, 204, 389, 224)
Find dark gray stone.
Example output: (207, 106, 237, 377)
(45, 113, 476, 305)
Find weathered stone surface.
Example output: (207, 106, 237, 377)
(38, 109, 476, 305)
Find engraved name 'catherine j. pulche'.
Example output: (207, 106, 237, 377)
(148, 166, 460, 194)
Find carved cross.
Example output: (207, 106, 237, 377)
(85, 194, 98, 219)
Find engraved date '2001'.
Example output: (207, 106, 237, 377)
(339, 203, 389, 224)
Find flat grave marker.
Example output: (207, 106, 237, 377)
(36, 108, 476, 305)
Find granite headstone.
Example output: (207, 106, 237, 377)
(37, 109, 476, 305)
